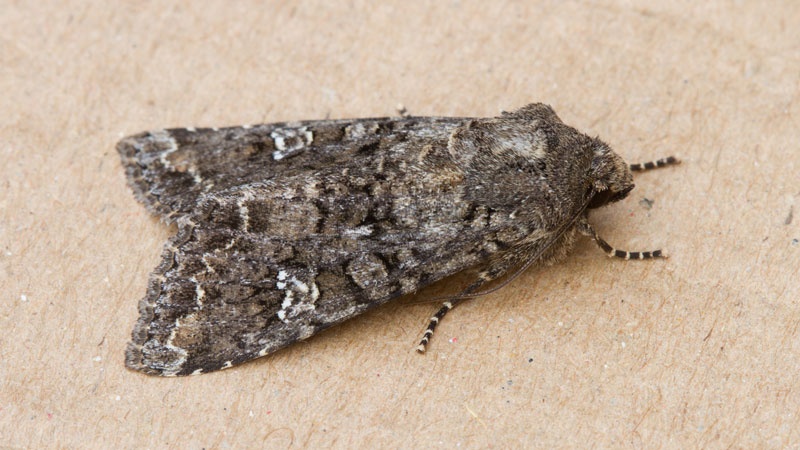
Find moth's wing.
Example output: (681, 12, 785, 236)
(116, 117, 464, 221)
(123, 116, 496, 376)
(125, 188, 495, 376)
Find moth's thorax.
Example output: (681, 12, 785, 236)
(447, 105, 598, 229)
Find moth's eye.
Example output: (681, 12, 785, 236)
(587, 189, 614, 209)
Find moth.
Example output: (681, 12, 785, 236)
(118, 103, 677, 376)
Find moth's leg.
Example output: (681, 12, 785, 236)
(578, 220, 664, 260)
(415, 302, 456, 353)
(416, 262, 512, 353)
(629, 156, 680, 172)
(415, 281, 479, 353)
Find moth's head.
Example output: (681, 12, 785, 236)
(587, 140, 634, 209)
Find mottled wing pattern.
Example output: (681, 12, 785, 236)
(119, 116, 503, 376)
(117, 116, 464, 221)
(118, 104, 634, 376)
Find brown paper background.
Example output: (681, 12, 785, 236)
(2, 1, 799, 448)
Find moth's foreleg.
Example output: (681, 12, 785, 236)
(578, 220, 665, 260)
(629, 156, 680, 172)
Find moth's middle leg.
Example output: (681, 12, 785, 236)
(416, 260, 515, 353)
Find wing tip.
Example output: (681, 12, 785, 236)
(116, 132, 187, 223)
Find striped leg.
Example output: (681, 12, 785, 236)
(416, 276, 493, 353)
(585, 155, 678, 258)
(578, 220, 664, 260)
(629, 156, 680, 172)
(416, 301, 454, 353)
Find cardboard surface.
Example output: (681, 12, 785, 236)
(2, 1, 799, 448)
